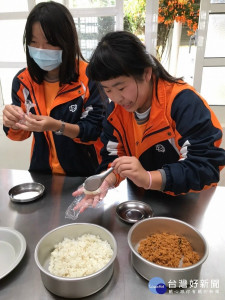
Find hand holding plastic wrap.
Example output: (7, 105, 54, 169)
(65, 179, 111, 220)
(19, 100, 36, 125)
(25, 99, 36, 114)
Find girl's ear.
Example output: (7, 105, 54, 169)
(145, 67, 152, 82)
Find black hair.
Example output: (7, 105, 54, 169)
(23, 1, 85, 85)
(88, 31, 184, 100)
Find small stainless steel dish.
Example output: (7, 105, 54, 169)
(9, 182, 45, 203)
(116, 200, 153, 224)
(0, 227, 26, 279)
(128, 217, 208, 285)
(35, 223, 117, 299)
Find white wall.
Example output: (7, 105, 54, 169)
(0, 124, 31, 170)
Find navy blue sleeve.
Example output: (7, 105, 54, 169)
(163, 89, 225, 194)
(77, 80, 107, 142)
(96, 101, 120, 173)
(3, 70, 25, 135)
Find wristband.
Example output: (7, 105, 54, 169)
(146, 171, 152, 190)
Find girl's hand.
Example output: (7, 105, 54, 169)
(3, 105, 25, 129)
(72, 179, 111, 213)
(112, 156, 149, 189)
(15, 113, 59, 132)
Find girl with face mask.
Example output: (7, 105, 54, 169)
(72, 31, 225, 212)
(3, 1, 106, 176)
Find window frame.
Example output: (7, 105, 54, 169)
(193, 0, 225, 95)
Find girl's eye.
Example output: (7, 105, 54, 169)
(119, 88, 124, 91)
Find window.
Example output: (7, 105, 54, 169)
(75, 16, 116, 58)
(0, 0, 28, 12)
(193, 0, 225, 105)
(68, 0, 116, 8)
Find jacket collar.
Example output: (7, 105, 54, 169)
(107, 77, 176, 152)
(108, 77, 172, 133)
(17, 68, 85, 115)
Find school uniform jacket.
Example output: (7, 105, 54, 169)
(3, 61, 105, 176)
(98, 78, 225, 195)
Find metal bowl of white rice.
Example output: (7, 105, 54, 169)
(34, 223, 117, 298)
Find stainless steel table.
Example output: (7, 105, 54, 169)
(0, 169, 224, 300)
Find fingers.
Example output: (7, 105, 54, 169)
(27, 112, 41, 120)
(72, 187, 84, 197)
(3, 105, 38, 130)
(74, 200, 88, 212)
(3, 105, 25, 127)
(111, 156, 128, 173)
(15, 116, 31, 130)
(72, 180, 111, 213)
(92, 195, 102, 207)
(15, 114, 44, 131)
(5, 104, 24, 116)
(77, 195, 101, 211)
(112, 156, 143, 179)
(79, 202, 90, 213)
(72, 186, 90, 212)
(74, 197, 92, 213)
(73, 194, 103, 212)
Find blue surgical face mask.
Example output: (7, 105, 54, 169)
(28, 46, 62, 71)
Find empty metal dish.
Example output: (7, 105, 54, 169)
(116, 200, 153, 224)
(9, 182, 45, 203)
(0, 227, 26, 279)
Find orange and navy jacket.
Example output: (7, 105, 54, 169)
(3, 61, 106, 176)
(97, 78, 225, 195)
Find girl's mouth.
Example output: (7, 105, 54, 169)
(122, 102, 133, 110)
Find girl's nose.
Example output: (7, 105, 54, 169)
(36, 44, 45, 49)
(110, 91, 124, 105)
(116, 93, 124, 104)
(118, 96, 125, 105)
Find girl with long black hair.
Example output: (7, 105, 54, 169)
(73, 30, 225, 212)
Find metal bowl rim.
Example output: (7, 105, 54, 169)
(116, 200, 154, 223)
(127, 216, 209, 271)
(9, 182, 45, 202)
(0, 227, 27, 279)
(34, 223, 117, 281)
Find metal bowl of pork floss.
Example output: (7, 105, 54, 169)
(128, 217, 208, 286)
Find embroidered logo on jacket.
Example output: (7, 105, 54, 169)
(156, 144, 165, 153)
(69, 104, 77, 112)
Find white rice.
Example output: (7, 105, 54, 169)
(48, 234, 113, 278)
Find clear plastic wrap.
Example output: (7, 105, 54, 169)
(19, 99, 36, 125)
(65, 193, 84, 220)
(65, 181, 114, 220)
(65, 192, 103, 220)
(25, 99, 36, 114)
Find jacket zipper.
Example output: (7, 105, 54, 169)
(56, 85, 82, 97)
(108, 117, 132, 157)
(142, 125, 171, 142)
(19, 79, 82, 112)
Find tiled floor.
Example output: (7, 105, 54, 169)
(0, 107, 225, 186)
